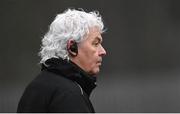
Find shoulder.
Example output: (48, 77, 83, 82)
(18, 70, 93, 112)
(24, 70, 81, 96)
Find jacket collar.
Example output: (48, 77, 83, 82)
(41, 58, 97, 96)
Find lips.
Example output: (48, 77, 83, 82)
(98, 63, 102, 66)
(98, 58, 102, 62)
(97, 60, 102, 66)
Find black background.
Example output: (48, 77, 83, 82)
(1, 0, 180, 112)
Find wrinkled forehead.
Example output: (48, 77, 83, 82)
(87, 27, 102, 40)
(77, 26, 102, 45)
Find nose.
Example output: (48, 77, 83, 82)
(99, 45, 106, 56)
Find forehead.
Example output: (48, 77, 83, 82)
(86, 27, 102, 41)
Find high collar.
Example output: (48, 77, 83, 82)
(41, 58, 97, 96)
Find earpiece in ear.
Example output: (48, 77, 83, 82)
(67, 40, 78, 56)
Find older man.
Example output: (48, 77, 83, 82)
(17, 8, 106, 112)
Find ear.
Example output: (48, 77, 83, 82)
(67, 39, 78, 57)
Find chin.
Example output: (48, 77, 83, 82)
(90, 68, 100, 76)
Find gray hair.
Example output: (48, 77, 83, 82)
(39, 8, 105, 64)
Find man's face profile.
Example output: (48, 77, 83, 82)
(71, 27, 106, 76)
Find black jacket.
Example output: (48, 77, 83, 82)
(17, 58, 97, 112)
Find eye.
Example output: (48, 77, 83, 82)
(93, 42, 99, 47)
(92, 37, 102, 47)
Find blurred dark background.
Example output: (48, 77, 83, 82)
(1, 0, 180, 112)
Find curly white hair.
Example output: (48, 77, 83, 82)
(39, 8, 105, 64)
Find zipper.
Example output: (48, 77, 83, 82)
(75, 82, 84, 95)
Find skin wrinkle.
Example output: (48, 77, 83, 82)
(70, 27, 106, 76)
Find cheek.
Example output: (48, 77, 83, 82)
(89, 54, 100, 73)
(81, 52, 99, 71)
(87, 52, 98, 64)
(82, 48, 97, 60)
(78, 45, 99, 73)
(85, 54, 97, 66)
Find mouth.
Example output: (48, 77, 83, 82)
(97, 62, 102, 66)
(97, 60, 102, 66)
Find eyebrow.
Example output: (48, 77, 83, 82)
(95, 37, 102, 43)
